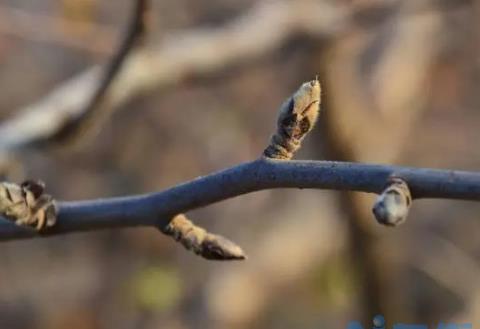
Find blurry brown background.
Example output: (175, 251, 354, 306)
(1, 0, 480, 328)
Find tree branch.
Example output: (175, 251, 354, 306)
(1, 77, 479, 265)
(0, 0, 349, 153)
(47, 0, 150, 146)
(1, 158, 480, 241)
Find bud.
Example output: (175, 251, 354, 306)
(264, 79, 321, 160)
(372, 177, 411, 227)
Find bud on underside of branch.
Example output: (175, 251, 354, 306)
(372, 177, 412, 227)
(161, 214, 246, 261)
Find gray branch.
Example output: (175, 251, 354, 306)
(1, 158, 479, 241)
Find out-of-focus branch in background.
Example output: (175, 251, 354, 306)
(0, 0, 349, 155)
(48, 0, 150, 147)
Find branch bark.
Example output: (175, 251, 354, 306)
(1, 158, 479, 241)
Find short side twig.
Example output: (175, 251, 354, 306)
(162, 214, 246, 261)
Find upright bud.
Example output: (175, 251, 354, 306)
(263, 79, 321, 160)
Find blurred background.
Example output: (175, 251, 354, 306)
(1, 0, 480, 328)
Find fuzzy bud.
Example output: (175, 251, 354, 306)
(372, 177, 412, 227)
(263, 79, 321, 160)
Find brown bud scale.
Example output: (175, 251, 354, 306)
(162, 214, 246, 261)
(263, 79, 321, 160)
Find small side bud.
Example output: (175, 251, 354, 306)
(161, 214, 246, 261)
(372, 177, 412, 227)
(263, 79, 321, 160)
